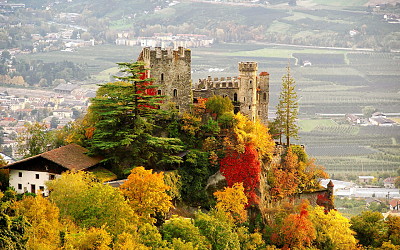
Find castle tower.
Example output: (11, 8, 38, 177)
(138, 47, 192, 113)
(238, 62, 258, 121)
(258, 72, 269, 125)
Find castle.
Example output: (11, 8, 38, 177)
(138, 47, 269, 124)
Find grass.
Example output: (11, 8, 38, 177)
(94, 67, 120, 81)
(299, 119, 337, 132)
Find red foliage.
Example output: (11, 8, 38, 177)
(220, 143, 261, 206)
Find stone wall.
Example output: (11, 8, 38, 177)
(138, 47, 192, 113)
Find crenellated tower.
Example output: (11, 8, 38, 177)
(138, 47, 192, 113)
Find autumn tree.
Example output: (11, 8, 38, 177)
(309, 205, 358, 250)
(14, 195, 61, 250)
(220, 143, 261, 206)
(274, 201, 316, 250)
(119, 167, 173, 224)
(275, 66, 299, 145)
(63, 226, 112, 250)
(47, 171, 137, 235)
(269, 147, 299, 200)
(214, 182, 248, 224)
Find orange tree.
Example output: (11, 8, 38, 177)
(214, 182, 248, 224)
(120, 166, 173, 224)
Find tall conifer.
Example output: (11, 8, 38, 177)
(275, 66, 299, 146)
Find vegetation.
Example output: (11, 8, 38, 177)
(274, 66, 299, 145)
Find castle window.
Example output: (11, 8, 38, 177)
(250, 80, 252, 85)
(258, 111, 261, 115)
(249, 105, 251, 110)
(161, 73, 164, 81)
(157, 90, 162, 95)
(18, 184, 22, 190)
(228, 82, 233, 88)
(243, 97, 245, 102)
(173, 89, 178, 97)
(263, 93, 267, 100)
(234, 93, 238, 102)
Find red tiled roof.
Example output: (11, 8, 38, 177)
(4, 144, 103, 171)
(41, 144, 103, 171)
(390, 199, 400, 207)
(259, 72, 269, 76)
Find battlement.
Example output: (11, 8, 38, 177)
(139, 46, 191, 63)
(239, 62, 258, 72)
(195, 76, 240, 90)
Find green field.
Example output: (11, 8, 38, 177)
(299, 119, 337, 132)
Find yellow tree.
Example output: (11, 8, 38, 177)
(14, 195, 61, 250)
(309, 205, 358, 250)
(233, 113, 274, 160)
(120, 167, 173, 224)
(214, 182, 248, 224)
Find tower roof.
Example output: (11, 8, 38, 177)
(259, 72, 269, 76)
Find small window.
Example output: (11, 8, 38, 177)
(18, 184, 22, 190)
(258, 111, 261, 115)
(157, 90, 162, 95)
(173, 89, 178, 97)
(234, 93, 238, 102)
(263, 93, 267, 100)
(39, 186, 44, 191)
(18, 172, 22, 177)
(161, 73, 164, 81)
(36, 174, 39, 179)
(249, 105, 251, 110)
(49, 174, 55, 180)
(243, 97, 245, 102)
(175, 106, 180, 110)
(250, 80, 252, 85)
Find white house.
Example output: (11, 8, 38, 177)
(2, 144, 103, 195)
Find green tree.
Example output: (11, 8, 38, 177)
(275, 66, 299, 145)
(194, 210, 240, 250)
(161, 216, 210, 250)
(205, 95, 234, 118)
(350, 211, 388, 248)
(88, 61, 183, 174)
(16, 122, 54, 158)
(47, 171, 137, 235)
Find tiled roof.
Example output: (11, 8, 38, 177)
(259, 72, 269, 76)
(4, 144, 102, 171)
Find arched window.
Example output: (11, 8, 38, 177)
(234, 93, 238, 102)
(161, 73, 164, 81)
(173, 89, 178, 97)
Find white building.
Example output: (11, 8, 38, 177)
(3, 144, 103, 195)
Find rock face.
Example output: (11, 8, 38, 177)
(205, 170, 227, 195)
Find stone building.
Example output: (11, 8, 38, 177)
(193, 62, 269, 124)
(137, 47, 269, 124)
(137, 47, 192, 113)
